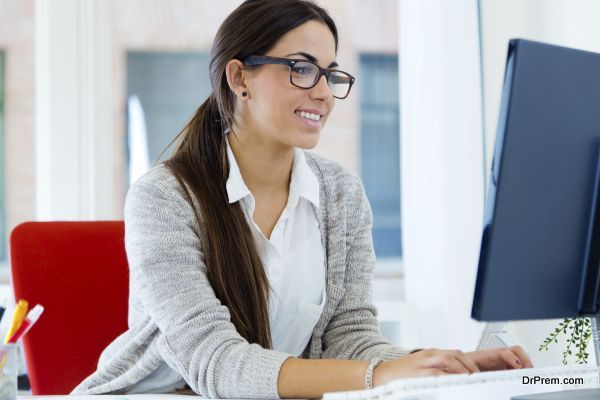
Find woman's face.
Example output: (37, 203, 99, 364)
(241, 20, 337, 150)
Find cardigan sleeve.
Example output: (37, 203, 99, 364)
(124, 179, 290, 399)
(321, 175, 412, 361)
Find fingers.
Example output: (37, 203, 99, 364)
(448, 358, 472, 374)
(496, 348, 525, 369)
(420, 349, 479, 374)
(452, 350, 481, 373)
(406, 346, 532, 378)
(508, 346, 534, 368)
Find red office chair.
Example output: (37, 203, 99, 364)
(9, 221, 129, 395)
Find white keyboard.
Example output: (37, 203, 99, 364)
(323, 365, 600, 400)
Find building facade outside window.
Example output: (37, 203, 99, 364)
(359, 54, 401, 259)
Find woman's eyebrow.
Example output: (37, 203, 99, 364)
(285, 52, 339, 68)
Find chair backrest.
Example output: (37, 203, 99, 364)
(9, 221, 129, 395)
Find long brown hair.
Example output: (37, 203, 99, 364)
(163, 0, 338, 348)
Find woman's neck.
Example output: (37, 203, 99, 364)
(227, 132, 294, 195)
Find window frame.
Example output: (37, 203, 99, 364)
(0, 51, 6, 263)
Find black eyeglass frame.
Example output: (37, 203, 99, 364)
(243, 55, 356, 99)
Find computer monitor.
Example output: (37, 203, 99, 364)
(472, 39, 600, 322)
(471, 39, 600, 399)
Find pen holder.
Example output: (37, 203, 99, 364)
(0, 344, 17, 400)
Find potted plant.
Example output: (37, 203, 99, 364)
(540, 317, 592, 364)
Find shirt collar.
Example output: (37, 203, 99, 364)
(225, 135, 252, 204)
(290, 147, 320, 209)
(225, 135, 320, 209)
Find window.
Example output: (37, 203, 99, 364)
(126, 52, 211, 187)
(0, 51, 5, 262)
(359, 54, 402, 258)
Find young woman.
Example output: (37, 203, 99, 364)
(73, 0, 532, 398)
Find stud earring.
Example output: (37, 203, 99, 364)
(242, 91, 248, 97)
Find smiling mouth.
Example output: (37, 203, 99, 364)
(295, 110, 322, 121)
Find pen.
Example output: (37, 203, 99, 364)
(7, 305, 44, 344)
(4, 299, 29, 344)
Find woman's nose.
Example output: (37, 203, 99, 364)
(310, 74, 334, 100)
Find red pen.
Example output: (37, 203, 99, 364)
(7, 304, 44, 344)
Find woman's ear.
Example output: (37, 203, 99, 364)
(225, 59, 250, 100)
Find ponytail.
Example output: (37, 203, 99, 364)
(165, 95, 272, 348)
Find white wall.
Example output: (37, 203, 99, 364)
(36, 0, 114, 220)
(480, 0, 600, 172)
(399, 0, 486, 350)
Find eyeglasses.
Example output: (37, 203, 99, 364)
(243, 55, 355, 99)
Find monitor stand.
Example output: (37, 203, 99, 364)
(477, 321, 516, 350)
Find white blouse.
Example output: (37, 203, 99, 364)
(129, 136, 325, 393)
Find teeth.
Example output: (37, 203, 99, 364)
(296, 111, 321, 121)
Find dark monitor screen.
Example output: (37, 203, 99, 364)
(472, 39, 600, 321)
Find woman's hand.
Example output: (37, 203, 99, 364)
(373, 346, 533, 387)
(465, 346, 533, 371)
(373, 349, 480, 386)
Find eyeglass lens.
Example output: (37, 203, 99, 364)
(290, 61, 352, 98)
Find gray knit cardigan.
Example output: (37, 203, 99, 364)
(72, 152, 410, 398)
